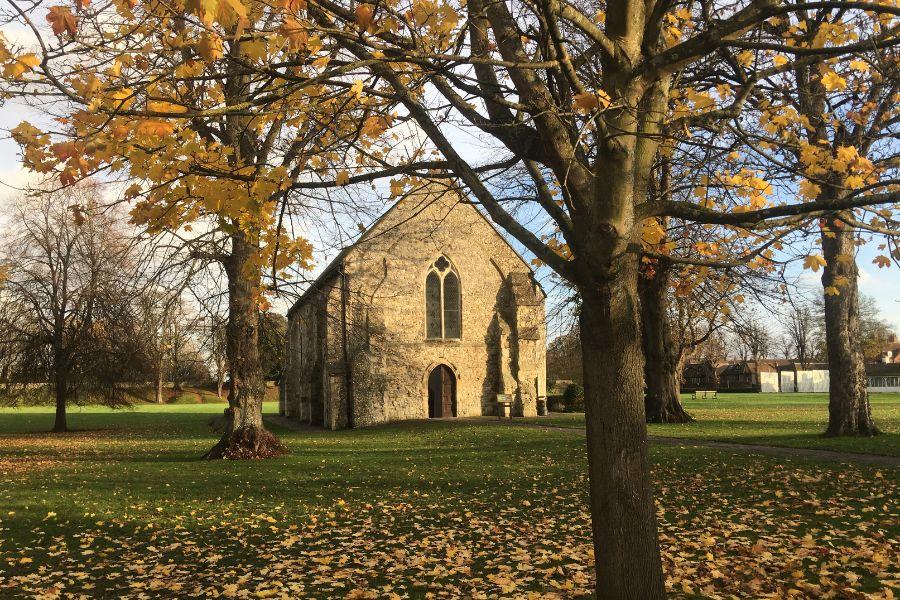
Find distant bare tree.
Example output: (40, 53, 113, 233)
(258, 311, 287, 382)
(546, 326, 583, 386)
(857, 296, 897, 363)
(804, 294, 895, 363)
(0, 185, 145, 431)
(690, 333, 729, 364)
(207, 316, 228, 399)
(732, 314, 773, 362)
(782, 303, 816, 368)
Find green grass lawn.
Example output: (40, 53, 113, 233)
(0, 404, 897, 598)
(0, 383, 281, 407)
(161, 385, 281, 405)
(530, 393, 900, 456)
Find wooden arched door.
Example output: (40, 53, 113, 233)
(427, 365, 456, 418)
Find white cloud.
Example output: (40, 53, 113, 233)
(0, 24, 39, 50)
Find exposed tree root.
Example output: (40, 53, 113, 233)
(824, 423, 880, 438)
(645, 396, 695, 424)
(204, 426, 286, 460)
(647, 409, 695, 424)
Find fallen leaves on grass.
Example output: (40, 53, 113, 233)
(0, 423, 896, 599)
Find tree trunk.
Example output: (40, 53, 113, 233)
(639, 258, 693, 423)
(52, 350, 68, 433)
(172, 333, 182, 393)
(53, 378, 68, 433)
(579, 254, 666, 599)
(216, 364, 225, 399)
(820, 216, 878, 437)
(204, 233, 285, 459)
(155, 353, 165, 404)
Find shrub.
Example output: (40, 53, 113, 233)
(562, 383, 584, 413)
(548, 396, 566, 412)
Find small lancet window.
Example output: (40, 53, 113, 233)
(425, 271, 442, 339)
(425, 256, 461, 339)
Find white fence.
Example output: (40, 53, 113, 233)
(759, 372, 779, 393)
(771, 369, 829, 393)
(766, 370, 899, 393)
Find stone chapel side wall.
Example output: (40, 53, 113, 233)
(287, 284, 336, 426)
(340, 188, 547, 426)
(292, 303, 315, 422)
(281, 314, 298, 417)
(506, 273, 547, 417)
(279, 319, 289, 415)
(322, 280, 349, 430)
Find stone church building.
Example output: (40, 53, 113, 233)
(279, 185, 547, 429)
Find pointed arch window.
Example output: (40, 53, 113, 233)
(425, 256, 461, 339)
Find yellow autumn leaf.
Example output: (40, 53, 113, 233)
(281, 17, 308, 50)
(109, 87, 135, 109)
(803, 254, 827, 272)
(873, 255, 891, 268)
(3, 53, 40, 78)
(197, 33, 224, 62)
(220, 0, 248, 22)
(335, 170, 350, 186)
(736, 50, 754, 66)
(798, 179, 821, 200)
(350, 79, 364, 98)
(820, 70, 847, 91)
(134, 119, 176, 139)
(573, 92, 598, 112)
(573, 90, 610, 113)
(355, 4, 375, 32)
(147, 101, 188, 114)
(844, 174, 865, 189)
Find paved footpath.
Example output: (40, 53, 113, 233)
(467, 417, 900, 468)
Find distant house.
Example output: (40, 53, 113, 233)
(681, 360, 780, 393)
(874, 334, 900, 365)
(716, 360, 781, 392)
(682, 358, 900, 394)
(681, 361, 720, 391)
(716, 362, 753, 391)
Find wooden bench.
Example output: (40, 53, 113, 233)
(692, 389, 718, 400)
(496, 394, 513, 419)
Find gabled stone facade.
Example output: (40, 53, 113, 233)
(280, 185, 547, 429)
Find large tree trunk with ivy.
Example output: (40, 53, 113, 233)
(204, 233, 285, 459)
(820, 215, 878, 437)
(639, 257, 693, 423)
